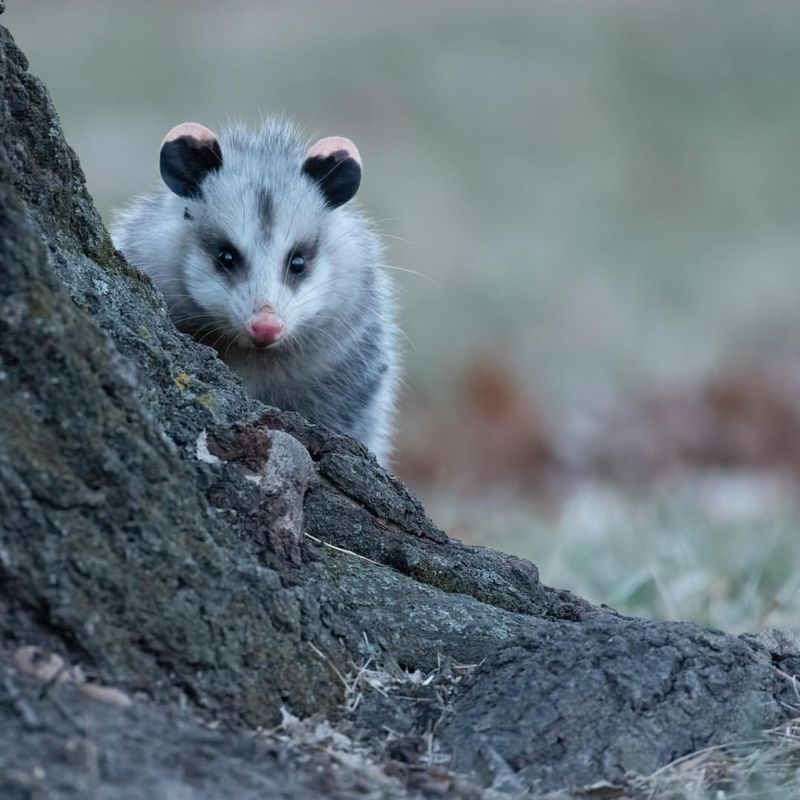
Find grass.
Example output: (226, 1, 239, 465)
(627, 720, 800, 799)
(428, 472, 800, 636)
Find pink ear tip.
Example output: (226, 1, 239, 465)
(162, 122, 218, 147)
(308, 136, 361, 167)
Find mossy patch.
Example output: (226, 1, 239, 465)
(197, 393, 216, 409)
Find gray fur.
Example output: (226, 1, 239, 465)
(112, 120, 400, 464)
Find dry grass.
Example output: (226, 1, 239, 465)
(269, 654, 800, 798)
(275, 648, 485, 796)
(627, 718, 800, 799)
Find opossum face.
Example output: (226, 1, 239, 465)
(159, 122, 362, 350)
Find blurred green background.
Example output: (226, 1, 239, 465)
(9, 0, 800, 632)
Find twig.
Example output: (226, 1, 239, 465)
(303, 532, 382, 566)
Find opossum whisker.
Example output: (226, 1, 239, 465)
(149, 271, 232, 298)
(377, 232, 412, 246)
(192, 323, 236, 344)
(396, 327, 420, 358)
(375, 263, 437, 285)
(289, 276, 351, 310)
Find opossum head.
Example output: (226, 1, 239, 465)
(159, 121, 363, 350)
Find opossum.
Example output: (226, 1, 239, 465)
(112, 120, 400, 465)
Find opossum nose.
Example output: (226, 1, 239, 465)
(248, 309, 286, 345)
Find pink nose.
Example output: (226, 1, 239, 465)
(248, 310, 285, 345)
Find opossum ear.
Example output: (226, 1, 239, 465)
(160, 122, 222, 198)
(302, 137, 362, 208)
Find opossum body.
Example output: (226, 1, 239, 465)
(112, 120, 400, 464)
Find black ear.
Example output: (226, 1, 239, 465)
(302, 136, 362, 208)
(159, 122, 222, 198)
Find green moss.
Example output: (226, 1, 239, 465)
(197, 393, 216, 409)
(321, 547, 350, 582)
(92, 231, 119, 270)
(25, 286, 56, 317)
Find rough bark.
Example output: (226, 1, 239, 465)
(0, 15, 797, 797)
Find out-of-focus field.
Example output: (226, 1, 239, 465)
(9, 0, 800, 633)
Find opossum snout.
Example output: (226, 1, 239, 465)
(248, 308, 285, 346)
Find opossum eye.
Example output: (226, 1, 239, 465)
(215, 247, 240, 271)
(288, 253, 306, 275)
